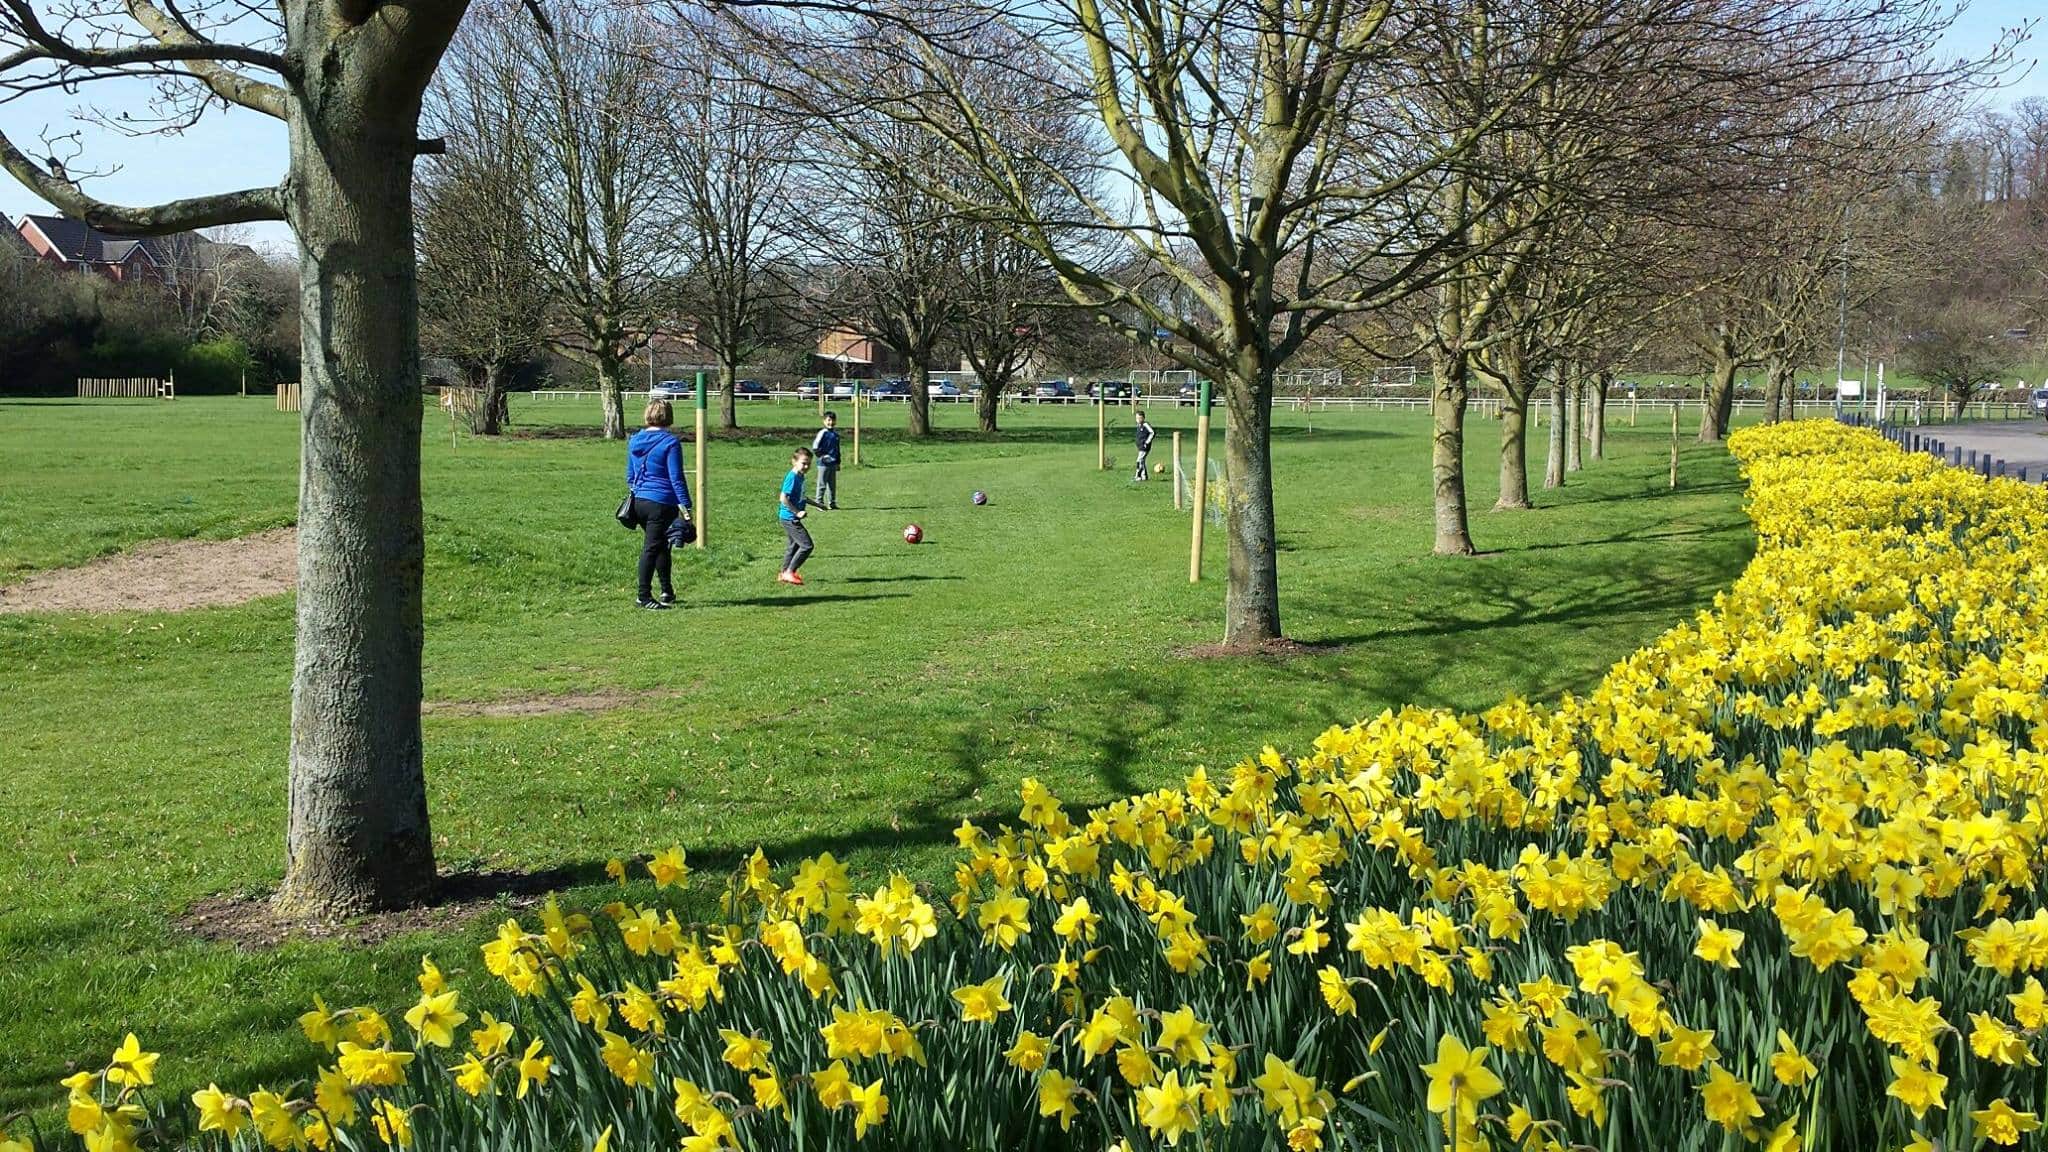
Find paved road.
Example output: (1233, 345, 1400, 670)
(1912, 421, 2048, 478)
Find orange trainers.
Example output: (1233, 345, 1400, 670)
(787, 571, 805, 585)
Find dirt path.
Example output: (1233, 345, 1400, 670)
(0, 528, 296, 614)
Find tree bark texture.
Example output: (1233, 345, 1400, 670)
(275, 28, 445, 916)
(475, 361, 508, 436)
(721, 359, 740, 431)
(1589, 372, 1609, 460)
(1765, 358, 1795, 424)
(1430, 351, 1477, 554)
(976, 382, 1001, 433)
(1496, 390, 1531, 510)
(1565, 370, 1583, 474)
(598, 356, 626, 440)
(907, 359, 932, 437)
(1222, 357, 1283, 641)
(1544, 368, 1567, 489)
(1699, 352, 1738, 442)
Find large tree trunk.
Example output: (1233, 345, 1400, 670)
(1699, 351, 1737, 442)
(976, 378, 1001, 433)
(1589, 372, 1609, 459)
(598, 354, 626, 440)
(1430, 350, 1476, 554)
(1544, 367, 1567, 489)
(274, 78, 437, 917)
(1496, 389, 1531, 510)
(720, 356, 739, 431)
(907, 358, 932, 437)
(1222, 356, 1283, 641)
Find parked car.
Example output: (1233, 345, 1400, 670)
(1032, 380, 1076, 403)
(2032, 386, 2048, 417)
(650, 379, 692, 400)
(1089, 381, 1132, 400)
(929, 381, 963, 400)
(831, 382, 857, 398)
(869, 378, 911, 401)
(1177, 382, 1204, 406)
(797, 379, 824, 399)
(735, 379, 769, 397)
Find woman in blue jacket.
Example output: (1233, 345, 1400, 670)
(625, 400, 694, 609)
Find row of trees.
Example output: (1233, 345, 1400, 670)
(0, 0, 2019, 916)
(416, 5, 1129, 437)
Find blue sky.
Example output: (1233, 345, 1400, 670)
(2, 1, 2044, 256)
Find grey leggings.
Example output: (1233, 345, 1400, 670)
(782, 519, 814, 573)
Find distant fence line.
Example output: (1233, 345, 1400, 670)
(519, 389, 2041, 422)
(77, 376, 173, 400)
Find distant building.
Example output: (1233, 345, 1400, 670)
(810, 328, 904, 378)
(12, 214, 259, 285)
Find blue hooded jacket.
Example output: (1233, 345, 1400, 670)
(626, 428, 692, 509)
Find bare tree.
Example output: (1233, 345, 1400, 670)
(957, 224, 1061, 432)
(524, 3, 673, 440)
(2, 0, 475, 913)
(659, 14, 803, 430)
(1901, 302, 2020, 415)
(733, 2, 1571, 643)
(821, 104, 968, 439)
(420, 7, 552, 435)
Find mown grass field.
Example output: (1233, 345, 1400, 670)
(0, 393, 1752, 1118)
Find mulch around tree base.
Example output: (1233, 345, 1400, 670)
(1174, 637, 1339, 661)
(178, 868, 579, 949)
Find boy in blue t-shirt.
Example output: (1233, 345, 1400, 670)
(777, 447, 817, 585)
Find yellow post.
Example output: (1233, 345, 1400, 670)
(1094, 376, 1105, 470)
(1189, 382, 1212, 583)
(694, 372, 709, 548)
(1172, 430, 1184, 510)
(851, 382, 862, 467)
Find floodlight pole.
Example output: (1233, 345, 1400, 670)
(694, 372, 708, 549)
(1189, 381, 1213, 583)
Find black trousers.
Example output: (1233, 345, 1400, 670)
(634, 498, 679, 599)
(782, 519, 814, 573)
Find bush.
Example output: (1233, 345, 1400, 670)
(17, 423, 2048, 1152)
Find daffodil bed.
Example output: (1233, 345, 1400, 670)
(18, 419, 2048, 1152)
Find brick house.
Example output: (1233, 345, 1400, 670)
(810, 327, 905, 379)
(15, 214, 173, 282)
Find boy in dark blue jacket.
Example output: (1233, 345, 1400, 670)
(625, 400, 694, 609)
(811, 411, 842, 509)
(1133, 410, 1156, 481)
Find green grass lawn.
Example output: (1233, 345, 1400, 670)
(0, 394, 1752, 1119)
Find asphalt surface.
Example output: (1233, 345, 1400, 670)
(1906, 420, 2048, 478)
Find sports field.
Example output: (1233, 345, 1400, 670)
(0, 394, 1751, 1116)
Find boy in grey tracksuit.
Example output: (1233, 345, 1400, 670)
(1133, 411, 1156, 481)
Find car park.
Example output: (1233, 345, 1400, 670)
(1031, 380, 1076, 403)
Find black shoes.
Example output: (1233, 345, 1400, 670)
(658, 592, 676, 605)
(638, 598, 670, 611)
